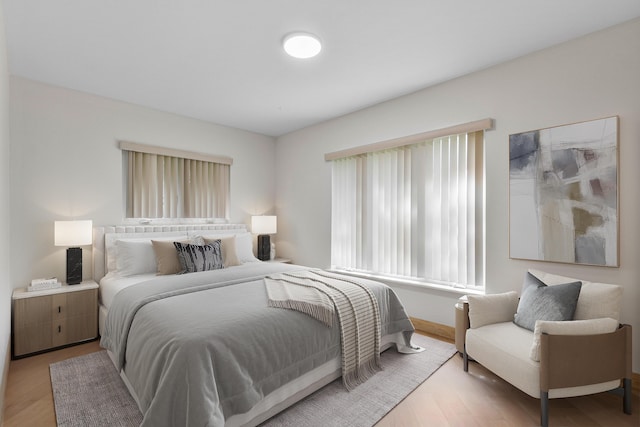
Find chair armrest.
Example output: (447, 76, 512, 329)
(530, 317, 619, 361)
(540, 323, 632, 392)
(467, 291, 519, 328)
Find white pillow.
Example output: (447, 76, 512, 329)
(529, 317, 619, 362)
(467, 291, 519, 329)
(114, 239, 158, 277)
(105, 233, 186, 273)
(235, 232, 258, 263)
(106, 237, 149, 274)
(528, 269, 622, 321)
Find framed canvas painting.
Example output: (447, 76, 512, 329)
(509, 116, 618, 267)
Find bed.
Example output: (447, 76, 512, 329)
(93, 224, 420, 427)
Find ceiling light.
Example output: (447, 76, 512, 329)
(283, 32, 322, 59)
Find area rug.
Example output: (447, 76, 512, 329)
(50, 334, 455, 427)
(50, 351, 143, 427)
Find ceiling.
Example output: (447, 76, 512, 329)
(3, 1, 640, 137)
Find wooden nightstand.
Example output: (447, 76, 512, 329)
(267, 258, 292, 264)
(12, 280, 99, 358)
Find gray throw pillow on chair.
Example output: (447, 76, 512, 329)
(513, 272, 582, 331)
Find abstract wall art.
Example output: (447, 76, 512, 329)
(509, 116, 618, 267)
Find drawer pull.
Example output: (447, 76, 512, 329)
(58, 306, 61, 313)
(58, 325, 61, 333)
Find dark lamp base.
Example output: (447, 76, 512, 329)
(257, 235, 271, 261)
(66, 247, 83, 285)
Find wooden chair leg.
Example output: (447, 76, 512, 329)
(540, 391, 549, 427)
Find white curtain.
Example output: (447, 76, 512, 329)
(331, 132, 483, 288)
(127, 151, 229, 219)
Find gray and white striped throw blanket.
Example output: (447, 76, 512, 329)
(264, 270, 381, 390)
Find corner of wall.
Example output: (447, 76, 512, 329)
(0, 0, 12, 423)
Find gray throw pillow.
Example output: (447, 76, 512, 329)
(513, 272, 582, 331)
(174, 240, 224, 274)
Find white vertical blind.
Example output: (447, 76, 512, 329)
(331, 132, 483, 288)
(126, 151, 230, 219)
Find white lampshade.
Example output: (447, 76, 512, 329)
(251, 216, 277, 235)
(54, 220, 93, 247)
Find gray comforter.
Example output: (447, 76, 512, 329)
(100, 262, 415, 427)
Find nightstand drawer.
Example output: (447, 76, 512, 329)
(13, 322, 54, 355)
(52, 294, 67, 321)
(13, 295, 52, 327)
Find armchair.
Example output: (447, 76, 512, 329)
(462, 269, 632, 427)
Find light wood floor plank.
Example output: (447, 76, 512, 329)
(2, 337, 638, 427)
(3, 340, 102, 427)
(377, 350, 639, 427)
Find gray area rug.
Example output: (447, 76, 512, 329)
(50, 334, 455, 426)
(50, 350, 143, 427)
(260, 334, 455, 426)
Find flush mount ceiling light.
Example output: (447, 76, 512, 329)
(283, 32, 322, 59)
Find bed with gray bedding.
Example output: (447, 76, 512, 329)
(100, 261, 417, 427)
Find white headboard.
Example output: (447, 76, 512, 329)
(92, 223, 248, 282)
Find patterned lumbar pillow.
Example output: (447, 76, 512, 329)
(174, 240, 224, 273)
(513, 272, 582, 331)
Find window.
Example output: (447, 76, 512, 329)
(121, 141, 231, 219)
(327, 120, 491, 289)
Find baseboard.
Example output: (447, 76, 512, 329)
(410, 317, 454, 342)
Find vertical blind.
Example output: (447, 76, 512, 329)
(126, 150, 230, 219)
(331, 131, 484, 288)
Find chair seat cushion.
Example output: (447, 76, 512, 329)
(467, 322, 541, 397)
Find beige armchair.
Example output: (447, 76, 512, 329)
(462, 269, 632, 427)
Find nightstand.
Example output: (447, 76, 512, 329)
(267, 258, 292, 264)
(12, 280, 99, 358)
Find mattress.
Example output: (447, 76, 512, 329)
(100, 272, 156, 310)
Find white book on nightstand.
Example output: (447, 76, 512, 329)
(28, 278, 62, 291)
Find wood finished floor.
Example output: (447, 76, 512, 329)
(2, 336, 638, 427)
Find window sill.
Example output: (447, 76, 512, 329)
(330, 269, 485, 297)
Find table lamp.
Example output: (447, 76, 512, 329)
(251, 216, 277, 261)
(54, 220, 92, 284)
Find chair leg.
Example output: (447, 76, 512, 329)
(463, 346, 469, 372)
(623, 378, 632, 415)
(540, 391, 549, 427)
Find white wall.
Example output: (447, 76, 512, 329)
(276, 18, 640, 371)
(0, 1, 11, 421)
(9, 77, 277, 288)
